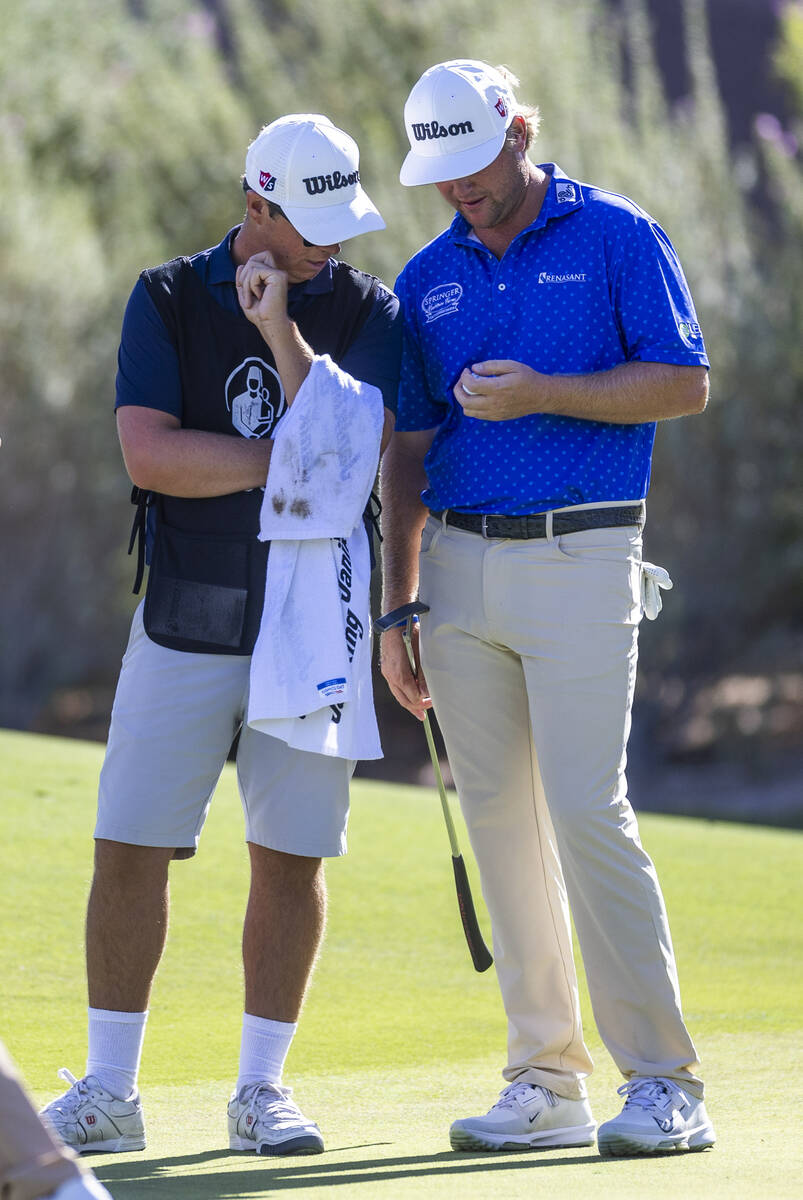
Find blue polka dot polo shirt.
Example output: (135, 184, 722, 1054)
(394, 163, 709, 514)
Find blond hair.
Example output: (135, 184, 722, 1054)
(495, 64, 541, 150)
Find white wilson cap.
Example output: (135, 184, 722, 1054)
(400, 60, 517, 186)
(244, 114, 385, 245)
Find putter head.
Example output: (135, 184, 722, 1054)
(373, 601, 430, 635)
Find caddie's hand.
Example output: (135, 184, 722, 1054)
(379, 624, 432, 722)
(455, 359, 541, 421)
(236, 251, 289, 330)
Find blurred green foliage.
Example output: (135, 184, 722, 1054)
(776, 0, 803, 113)
(1, 0, 801, 733)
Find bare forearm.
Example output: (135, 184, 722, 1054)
(380, 436, 431, 611)
(257, 317, 313, 406)
(120, 421, 272, 497)
(542, 361, 709, 423)
(458, 360, 709, 423)
(236, 251, 313, 404)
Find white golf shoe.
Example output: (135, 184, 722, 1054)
(40, 1068, 145, 1153)
(449, 1081, 596, 1151)
(597, 1076, 716, 1156)
(228, 1081, 324, 1156)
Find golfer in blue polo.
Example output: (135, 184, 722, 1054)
(379, 58, 715, 1158)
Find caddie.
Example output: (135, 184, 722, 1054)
(379, 59, 716, 1157)
(41, 114, 399, 1158)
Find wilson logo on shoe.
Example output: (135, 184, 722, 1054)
(246, 1115, 254, 1126)
(86, 1114, 97, 1125)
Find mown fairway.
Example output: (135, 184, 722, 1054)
(2, 729, 801, 1198)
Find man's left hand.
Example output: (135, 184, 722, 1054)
(454, 359, 541, 421)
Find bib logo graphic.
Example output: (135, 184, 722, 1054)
(556, 183, 576, 203)
(259, 169, 276, 192)
(225, 357, 286, 439)
(677, 319, 702, 348)
(421, 282, 463, 323)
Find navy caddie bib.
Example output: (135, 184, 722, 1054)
(134, 255, 380, 654)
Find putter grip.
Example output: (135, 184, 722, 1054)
(452, 854, 493, 973)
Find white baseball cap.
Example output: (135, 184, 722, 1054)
(400, 60, 517, 186)
(244, 114, 385, 245)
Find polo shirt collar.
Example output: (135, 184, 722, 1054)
(536, 163, 585, 226)
(206, 227, 240, 284)
(448, 163, 584, 248)
(208, 225, 335, 298)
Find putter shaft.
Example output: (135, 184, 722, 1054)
(401, 622, 460, 859)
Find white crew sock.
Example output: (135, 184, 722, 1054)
(236, 1012, 297, 1092)
(86, 1007, 148, 1100)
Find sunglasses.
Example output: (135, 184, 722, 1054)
(242, 179, 315, 246)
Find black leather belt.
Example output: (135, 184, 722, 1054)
(430, 505, 644, 540)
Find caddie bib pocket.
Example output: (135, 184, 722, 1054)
(143, 519, 268, 655)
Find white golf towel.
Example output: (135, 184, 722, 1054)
(247, 355, 384, 760)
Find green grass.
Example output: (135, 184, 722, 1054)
(2, 728, 802, 1198)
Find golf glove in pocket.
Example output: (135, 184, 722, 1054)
(641, 562, 673, 620)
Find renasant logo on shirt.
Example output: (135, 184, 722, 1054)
(538, 272, 588, 284)
(421, 282, 463, 322)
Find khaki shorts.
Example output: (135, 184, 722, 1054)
(95, 604, 353, 859)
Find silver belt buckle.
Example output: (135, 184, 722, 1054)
(481, 513, 490, 539)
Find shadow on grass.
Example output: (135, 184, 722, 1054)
(94, 1146, 603, 1196)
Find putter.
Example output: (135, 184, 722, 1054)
(374, 602, 493, 973)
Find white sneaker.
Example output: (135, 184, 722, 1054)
(48, 1174, 113, 1199)
(597, 1077, 716, 1156)
(40, 1068, 146, 1153)
(228, 1082, 324, 1156)
(450, 1081, 596, 1152)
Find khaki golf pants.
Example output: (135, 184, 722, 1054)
(418, 512, 703, 1101)
(0, 1040, 85, 1200)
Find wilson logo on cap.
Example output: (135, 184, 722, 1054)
(259, 170, 276, 192)
(411, 120, 475, 142)
(494, 97, 508, 118)
(302, 169, 361, 196)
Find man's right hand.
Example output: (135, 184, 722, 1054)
(236, 251, 290, 332)
(379, 624, 432, 722)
